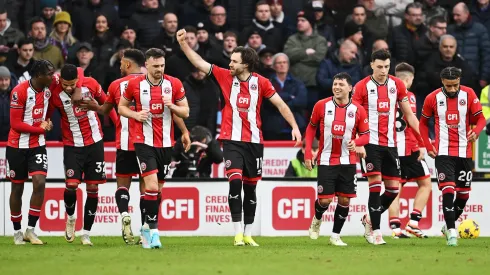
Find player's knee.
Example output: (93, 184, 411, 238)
(32, 181, 46, 195)
(337, 196, 350, 206)
(319, 198, 333, 205)
(116, 178, 131, 189)
(418, 179, 431, 189)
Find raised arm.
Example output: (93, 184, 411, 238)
(176, 29, 212, 74)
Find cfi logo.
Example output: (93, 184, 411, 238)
(164, 87, 171, 94)
(459, 99, 466, 106)
(140, 162, 147, 171)
(390, 87, 396, 94)
(66, 169, 74, 177)
(225, 159, 232, 168)
(348, 111, 355, 118)
(438, 173, 445, 181)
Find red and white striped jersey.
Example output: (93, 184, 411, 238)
(396, 91, 418, 157)
(421, 86, 482, 158)
(209, 65, 275, 144)
(106, 74, 142, 151)
(310, 97, 370, 166)
(123, 74, 186, 148)
(8, 81, 51, 148)
(352, 75, 408, 147)
(49, 77, 105, 147)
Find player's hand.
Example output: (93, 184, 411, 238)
(134, 110, 150, 122)
(181, 132, 191, 152)
(291, 127, 302, 147)
(467, 130, 478, 142)
(215, 32, 223, 40)
(428, 145, 438, 158)
(40, 120, 50, 132)
(356, 146, 366, 159)
(78, 98, 99, 111)
(417, 147, 426, 161)
(71, 87, 83, 106)
(347, 140, 356, 151)
(162, 94, 173, 107)
(305, 159, 313, 171)
(46, 118, 53, 131)
(176, 29, 187, 45)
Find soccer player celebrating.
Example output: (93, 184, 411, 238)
(420, 67, 485, 246)
(352, 49, 424, 245)
(118, 48, 189, 249)
(176, 28, 302, 246)
(305, 73, 370, 246)
(7, 60, 54, 245)
(80, 49, 191, 245)
(47, 64, 118, 246)
(387, 63, 431, 239)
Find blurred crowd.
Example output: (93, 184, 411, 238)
(1, 0, 489, 142)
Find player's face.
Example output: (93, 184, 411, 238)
(39, 69, 55, 87)
(61, 78, 79, 94)
(371, 59, 390, 80)
(332, 78, 351, 100)
(120, 57, 131, 76)
(145, 56, 165, 79)
(442, 78, 460, 94)
(229, 52, 247, 76)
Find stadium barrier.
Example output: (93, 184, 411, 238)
(0, 179, 488, 237)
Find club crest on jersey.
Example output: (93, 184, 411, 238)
(474, 98, 479, 103)
(250, 84, 258, 91)
(9, 170, 15, 178)
(348, 111, 355, 118)
(44, 90, 51, 98)
(11, 91, 18, 102)
(366, 163, 374, 171)
(164, 87, 171, 94)
(317, 185, 323, 194)
(389, 87, 396, 94)
(140, 162, 147, 171)
(225, 160, 232, 168)
(438, 173, 445, 181)
(66, 169, 74, 177)
(459, 99, 466, 106)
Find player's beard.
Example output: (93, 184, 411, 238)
(230, 67, 243, 77)
(152, 71, 163, 80)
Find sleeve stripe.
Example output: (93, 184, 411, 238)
(309, 122, 317, 127)
(421, 113, 430, 118)
(122, 95, 131, 101)
(265, 92, 276, 99)
(359, 130, 370, 135)
(175, 96, 186, 102)
(10, 106, 23, 109)
(473, 110, 482, 116)
(207, 65, 213, 76)
(399, 97, 408, 102)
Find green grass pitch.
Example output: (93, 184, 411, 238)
(0, 236, 489, 275)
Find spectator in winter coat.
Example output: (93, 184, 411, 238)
(30, 17, 64, 70)
(284, 10, 327, 110)
(49, 11, 80, 63)
(214, 30, 237, 68)
(413, 15, 447, 70)
(120, 20, 140, 50)
(131, 0, 165, 50)
(240, 1, 285, 52)
(244, 30, 266, 53)
(420, 0, 448, 25)
(359, 0, 389, 39)
(152, 13, 179, 58)
(375, 0, 414, 28)
(179, 0, 216, 28)
(257, 47, 276, 78)
(362, 39, 396, 76)
(268, 0, 296, 38)
(345, 5, 375, 62)
(0, 66, 13, 141)
(166, 26, 204, 81)
(196, 22, 223, 66)
(470, 0, 490, 36)
(208, 6, 230, 42)
(449, 2, 490, 88)
(310, 0, 336, 49)
(262, 53, 308, 140)
(389, 2, 427, 67)
(342, 21, 367, 65)
(0, 9, 24, 50)
(71, 0, 121, 42)
(23, 0, 57, 34)
(317, 40, 362, 99)
(6, 38, 35, 82)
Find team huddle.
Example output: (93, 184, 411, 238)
(5, 27, 484, 248)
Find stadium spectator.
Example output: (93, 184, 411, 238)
(262, 53, 307, 140)
(284, 10, 327, 111)
(6, 38, 35, 82)
(179, 0, 216, 27)
(119, 20, 139, 50)
(196, 22, 224, 66)
(310, 0, 336, 49)
(91, 14, 119, 66)
(470, 0, 490, 36)
(257, 48, 276, 78)
(413, 15, 447, 70)
(74, 42, 97, 76)
(362, 39, 396, 76)
(449, 2, 490, 88)
(131, 0, 165, 50)
(49, 11, 79, 63)
(224, 0, 258, 31)
(389, 2, 427, 67)
(71, 0, 121, 43)
(0, 8, 25, 49)
(0, 66, 13, 141)
(23, 0, 57, 34)
(152, 13, 179, 58)
(166, 26, 203, 81)
(317, 40, 362, 99)
(183, 67, 220, 138)
(208, 5, 230, 42)
(214, 30, 237, 68)
(268, 0, 296, 38)
(240, 1, 285, 52)
(29, 17, 64, 70)
(420, 0, 448, 24)
(375, 0, 414, 28)
(244, 30, 266, 53)
(359, 0, 389, 39)
(420, 34, 478, 96)
(480, 83, 490, 120)
(345, 5, 374, 62)
(284, 137, 319, 178)
(343, 21, 367, 65)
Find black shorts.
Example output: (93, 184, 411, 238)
(435, 156, 473, 192)
(361, 144, 401, 180)
(399, 151, 431, 183)
(222, 140, 264, 182)
(134, 143, 172, 183)
(318, 165, 357, 198)
(64, 140, 106, 184)
(116, 149, 140, 178)
(6, 146, 47, 183)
